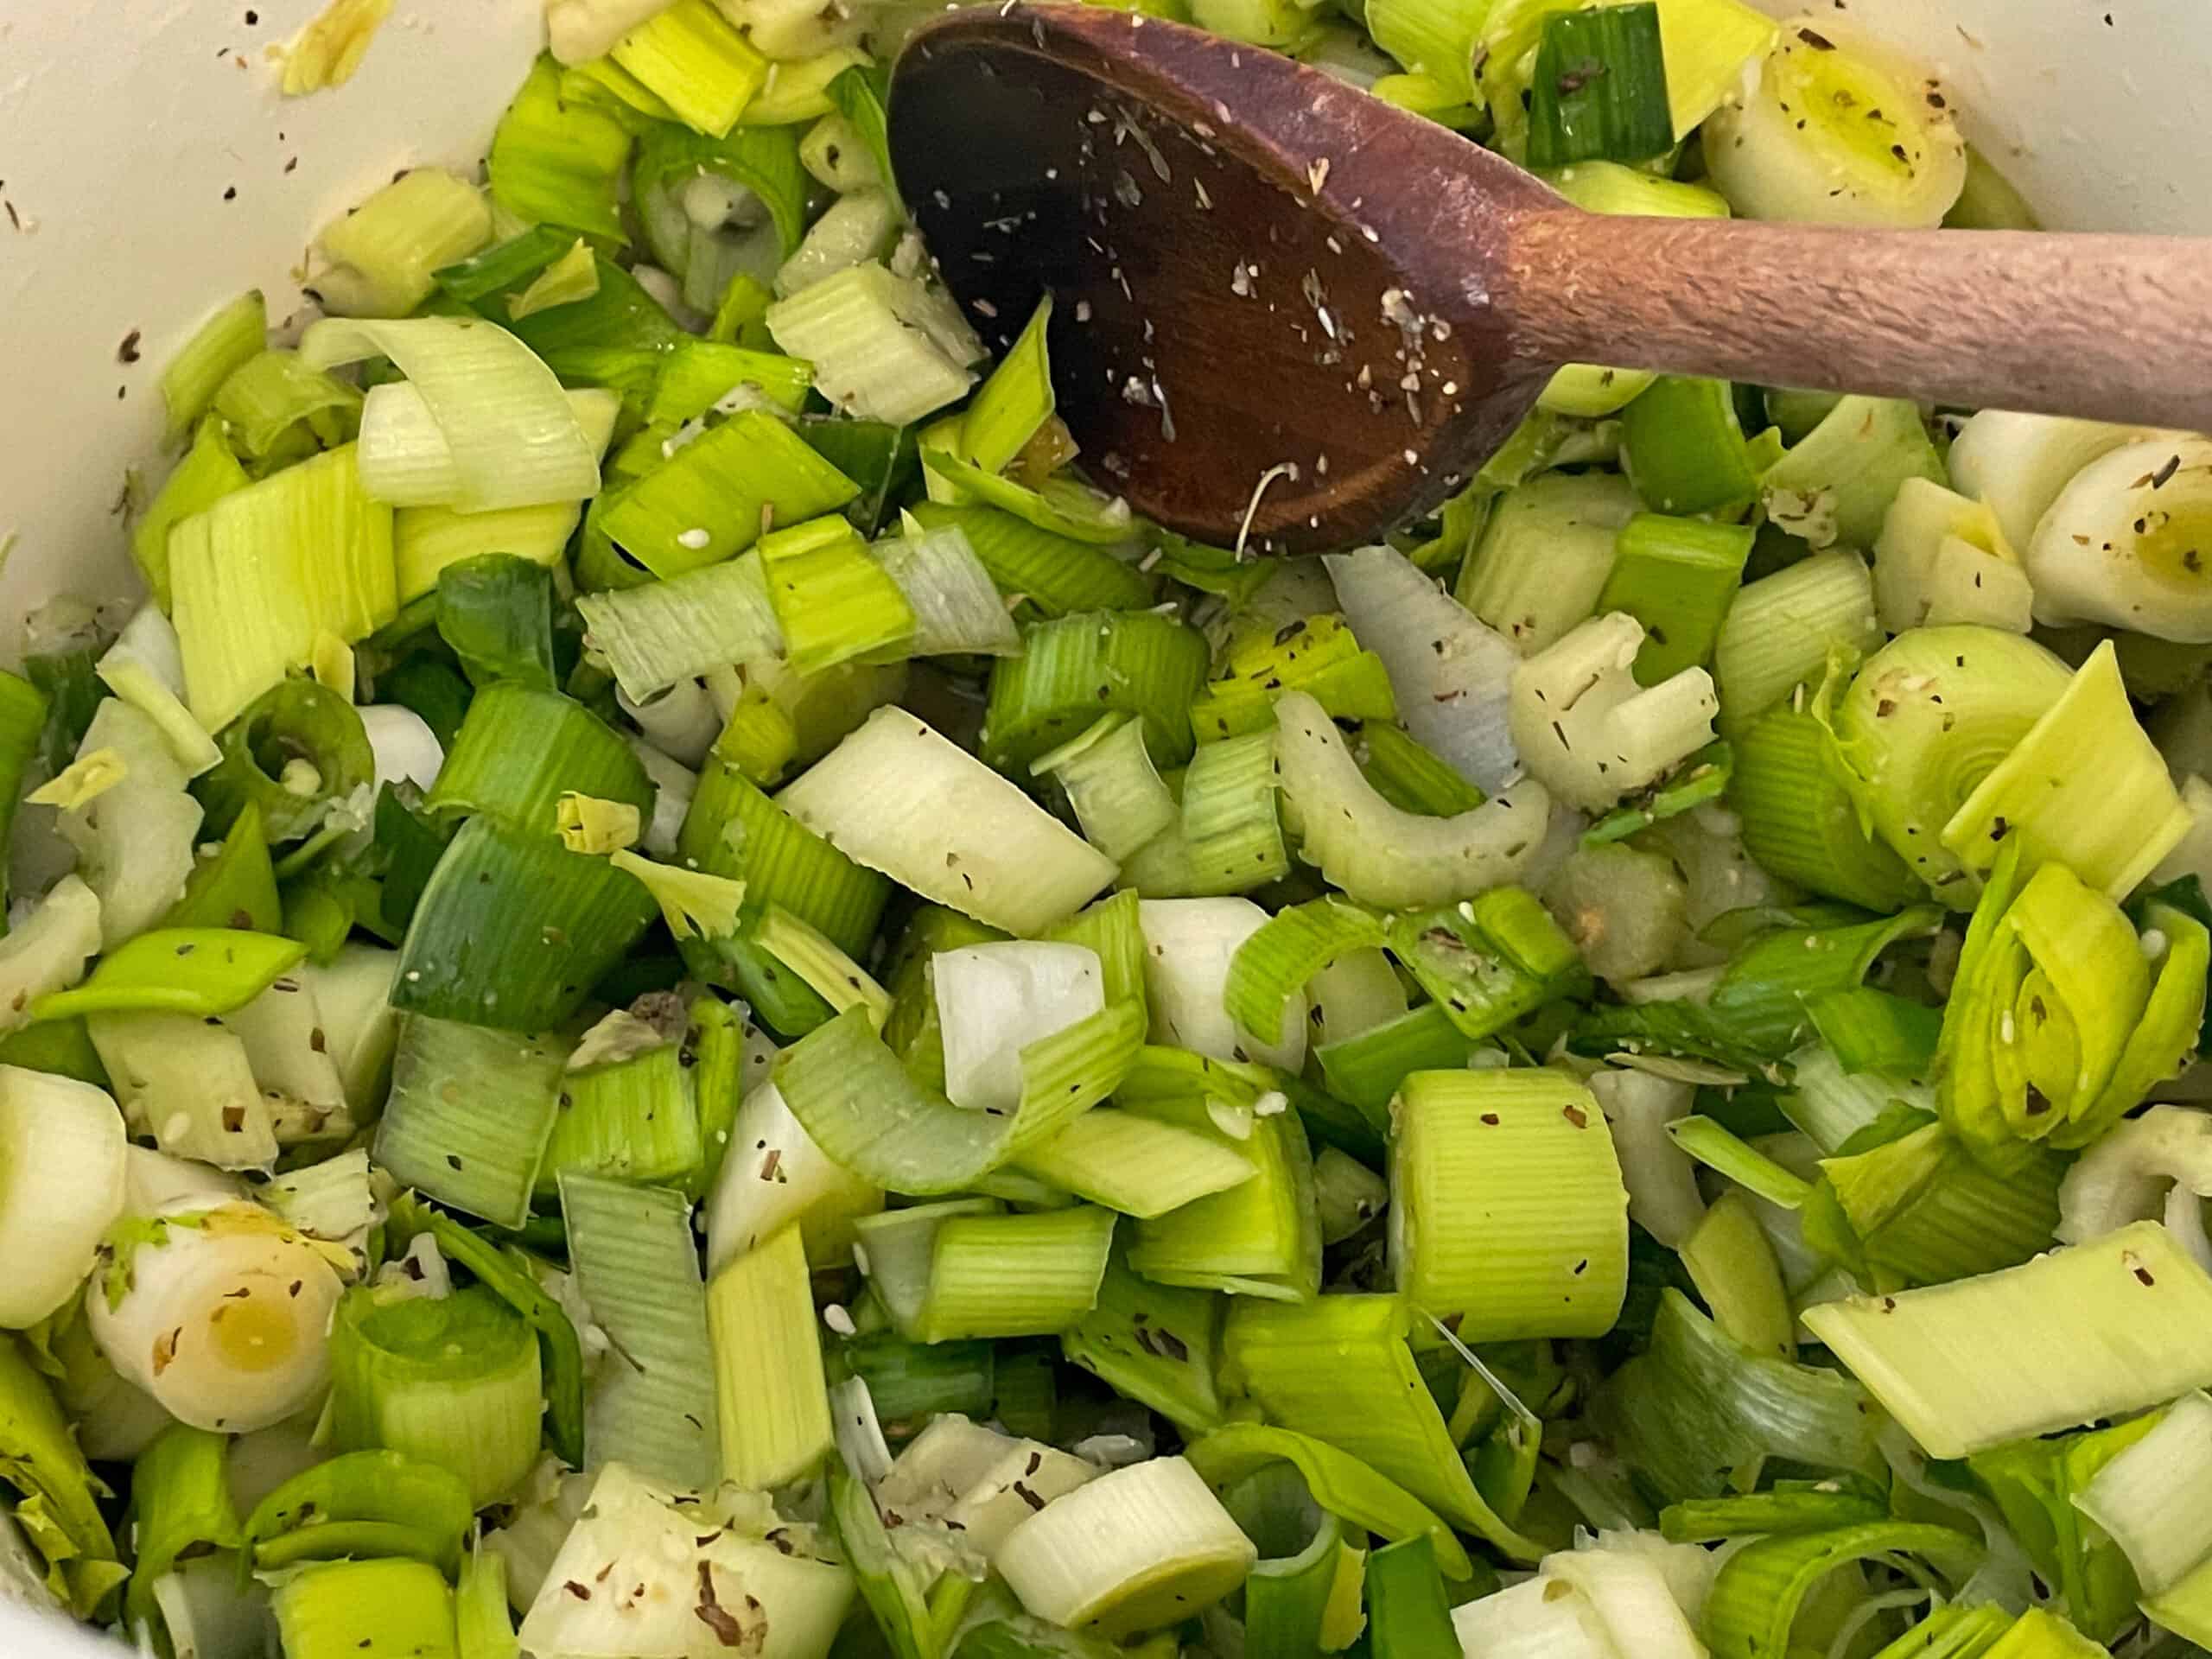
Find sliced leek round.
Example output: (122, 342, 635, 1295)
(2027, 437, 2212, 641)
(88, 1202, 347, 1433)
(1947, 410, 2171, 556)
(1704, 21, 1966, 228)
(995, 1455, 1257, 1638)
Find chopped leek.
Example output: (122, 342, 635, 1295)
(705, 1224, 833, 1490)
(1391, 1068, 1627, 1339)
(1805, 1222, 2212, 1459)
(313, 168, 492, 320)
(1704, 19, 1968, 227)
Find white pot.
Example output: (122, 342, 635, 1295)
(0, 0, 2205, 1651)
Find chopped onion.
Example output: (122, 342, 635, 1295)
(935, 942, 1107, 1116)
(1138, 898, 1305, 1071)
(0, 1065, 128, 1327)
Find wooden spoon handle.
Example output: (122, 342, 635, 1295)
(1507, 212, 2212, 431)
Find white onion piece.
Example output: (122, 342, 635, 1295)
(705, 1079, 881, 1274)
(1589, 1069, 1703, 1249)
(625, 737, 696, 858)
(359, 703, 444, 791)
(0, 1065, 128, 1327)
(87, 1203, 346, 1433)
(2026, 437, 2212, 642)
(2056, 1105, 2212, 1249)
(1137, 898, 1304, 1072)
(1325, 543, 1522, 793)
(619, 677, 720, 769)
(0, 872, 102, 1035)
(934, 942, 1105, 1115)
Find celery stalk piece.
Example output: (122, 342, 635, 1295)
(1598, 513, 1754, 683)
(1464, 471, 1647, 652)
(1621, 375, 1760, 517)
(1510, 612, 1718, 810)
(705, 1224, 834, 1490)
(1274, 691, 1550, 908)
(778, 706, 1117, 935)
(1391, 1069, 1627, 1340)
(0, 1067, 127, 1329)
(1704, 17, 1967, 227)
(169, 444, 397, 732)
(1942, 641, 2191, 898)
(328, 1285, 543, 1509)
(561, 1174, 718, 1491)
(1326, 543, 1520, 793)
(995, 1457, 1256, 1639)
(1807, 1222, 2212, 1459)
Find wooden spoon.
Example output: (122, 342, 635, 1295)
(887, 3, 2212, 554)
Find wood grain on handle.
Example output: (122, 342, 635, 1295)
(1505, 213, 2212, 432)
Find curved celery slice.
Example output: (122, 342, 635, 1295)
(1274, 691, 1550, 909)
